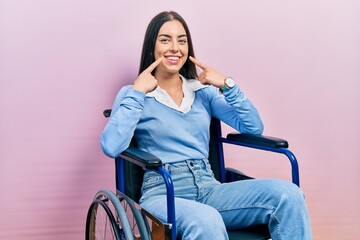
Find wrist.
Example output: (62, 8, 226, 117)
(220, 77, 235, 92)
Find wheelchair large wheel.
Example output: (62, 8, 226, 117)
(86, 189, 135, 240)
(117, 191, 151, 240)
(86, 199, 121, 240)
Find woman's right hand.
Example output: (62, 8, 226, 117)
(132, 58, 162, 93)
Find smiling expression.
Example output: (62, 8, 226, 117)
(154, 20, 188, 75)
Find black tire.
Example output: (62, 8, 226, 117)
(117, 192, 151, 240)
(88, 189, 135, 240)
(86, 199, 121, 240)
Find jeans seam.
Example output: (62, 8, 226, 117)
(271, 213, 282, 240)
(217, 203, 276, 212)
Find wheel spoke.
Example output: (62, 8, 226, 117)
(86, 199, 119, 240)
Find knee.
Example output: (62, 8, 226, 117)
(280, 181, 305, 203)
(269, 180, 307, 210)
(180, 206, 228, 240)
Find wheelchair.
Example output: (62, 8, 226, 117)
(85, 109, 300, 240)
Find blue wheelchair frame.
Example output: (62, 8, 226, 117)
(115, 118, 300, 240)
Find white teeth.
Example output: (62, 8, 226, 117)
(167, 56, 179, 61)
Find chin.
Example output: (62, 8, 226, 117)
(164, 65, 183, 74)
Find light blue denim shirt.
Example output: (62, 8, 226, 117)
(101, 76, 263, 163)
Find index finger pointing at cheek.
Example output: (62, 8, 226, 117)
(146, 57, 163, 73)
(189, 56, 206, 70)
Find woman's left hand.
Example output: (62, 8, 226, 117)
(189, 56, 227, 88)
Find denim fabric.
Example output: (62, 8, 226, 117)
(139, 159, 312, 240)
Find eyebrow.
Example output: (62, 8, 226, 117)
(158, 34, 187, 38)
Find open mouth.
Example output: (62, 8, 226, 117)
(165, 55, 181, 64)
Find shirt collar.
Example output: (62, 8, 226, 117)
(146, 75, 207, 113)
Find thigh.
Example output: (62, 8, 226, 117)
(202, 178, 302, 229)
(141, 196, 228, 240)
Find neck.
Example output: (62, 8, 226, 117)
(155, 71, 184, 107)
(155, 72, 182, 91)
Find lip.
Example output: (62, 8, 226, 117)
(164, 55, 181, 64)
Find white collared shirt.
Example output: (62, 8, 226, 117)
(146, 75, 207, 113)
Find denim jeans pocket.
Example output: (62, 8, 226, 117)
(142, 171, 164, 189)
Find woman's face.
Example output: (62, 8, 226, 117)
(154, 20, 188, 75)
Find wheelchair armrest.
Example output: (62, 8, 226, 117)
(226, 133, 289, 149)
(120, 147, 163, 169)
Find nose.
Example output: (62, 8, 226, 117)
(170, 40, 179, 51)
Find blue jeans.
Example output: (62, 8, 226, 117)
(139, 159, 312, 240)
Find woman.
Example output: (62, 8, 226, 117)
(101, 11, 312, 240)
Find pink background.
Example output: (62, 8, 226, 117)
(1, 0, 359, 239)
